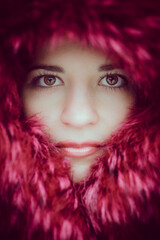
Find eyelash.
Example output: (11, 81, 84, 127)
(98, 73, 128, 91)
(29, 72, 128, 90)
(29, 73, 62, 88)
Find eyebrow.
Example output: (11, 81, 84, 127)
(28, 64, 65, 73)
(28, 64, 119, 73)
(98, 64, 119, 71)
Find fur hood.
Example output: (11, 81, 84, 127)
(0, 0, 160, 239)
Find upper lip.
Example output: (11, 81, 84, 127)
(56, 140, 106, 148)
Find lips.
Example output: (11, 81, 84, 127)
(56, 141, 106, 158)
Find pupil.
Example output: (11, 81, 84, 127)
(44, 76, 55, 85)
(107, 75, 118, 85)
(48, 78, 53, 82)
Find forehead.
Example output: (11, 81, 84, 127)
(33, 39, 110, 64)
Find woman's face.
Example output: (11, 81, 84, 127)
(22, 40, 135, 182)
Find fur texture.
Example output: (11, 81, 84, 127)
(0, 0, 160, 239)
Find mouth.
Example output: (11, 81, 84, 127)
(56, 140, 106, 158)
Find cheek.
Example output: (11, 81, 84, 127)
(98, 89, 134, 128)
(22, 90, 61, 140)
(22, 89, 61, 120)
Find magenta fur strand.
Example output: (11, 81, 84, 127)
(0, 0, 160, 239)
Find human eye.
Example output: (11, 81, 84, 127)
(99, 73, 128, 89)
(29, 74, 63, 88)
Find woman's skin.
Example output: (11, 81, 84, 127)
(22, 40, 135, 182)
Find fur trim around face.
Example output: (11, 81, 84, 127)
(0, 0, 160, 239)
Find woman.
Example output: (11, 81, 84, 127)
(0, 0, 160, 239)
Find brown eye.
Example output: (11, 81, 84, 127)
(44, 76, 56, 85)
(106, 75, 118, 85)
(33, 75, 63, 87)
(99, 74, 127, 88)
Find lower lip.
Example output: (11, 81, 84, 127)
(58, 146, 100, 158)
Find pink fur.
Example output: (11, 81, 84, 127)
(0, 0, 160, 239)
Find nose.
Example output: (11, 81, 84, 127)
(61, 86, 99, 128)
